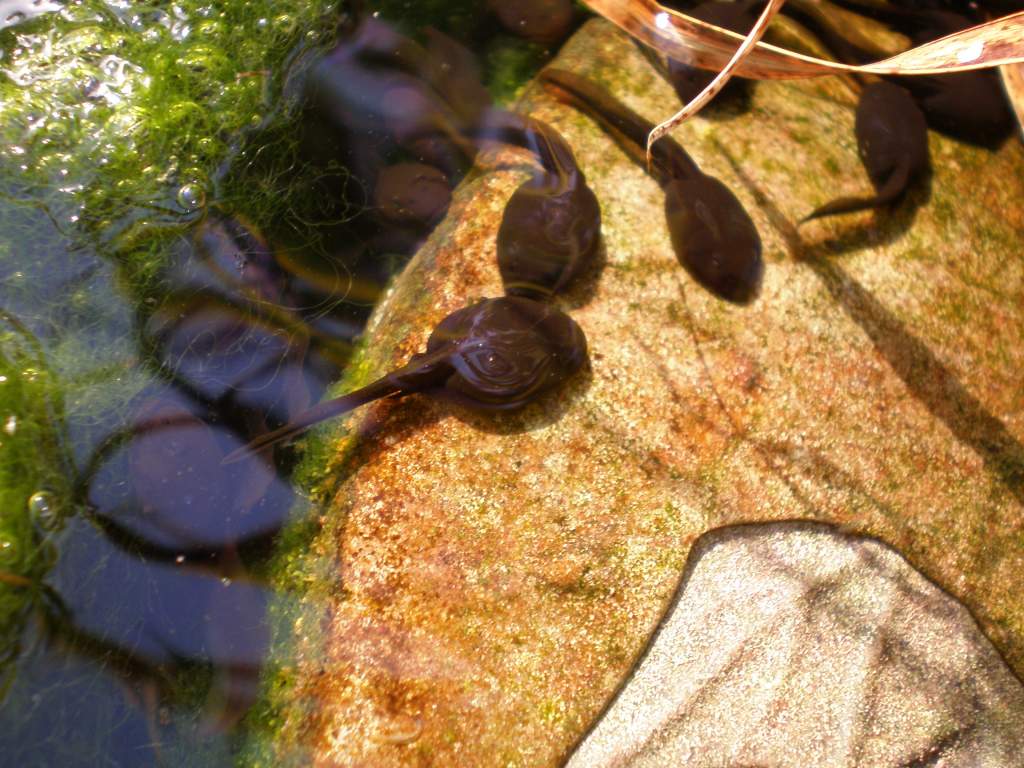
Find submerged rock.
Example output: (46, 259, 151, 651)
(568, 522, 1024, 767)
(250, 18, 1024, 766)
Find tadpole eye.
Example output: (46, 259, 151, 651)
(466, 347, 516, 378)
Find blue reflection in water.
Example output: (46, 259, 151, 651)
(0, 3, 581, 762)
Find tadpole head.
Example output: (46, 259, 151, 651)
(425, 296, 587, 411)
(665, 176, 763, 304)
(856, 81, 929, 189)
(497, 176, 602, 300)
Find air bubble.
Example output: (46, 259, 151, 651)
(0, 538, 16, 565)
(176, 182, 206, 211)
(28, 491, 63, 531)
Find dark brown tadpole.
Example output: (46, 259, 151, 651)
(804, 81, 928, 222)
(540, 68, 763, 305)
(222, 297, 587, 463)
(475, 110, 602, 300)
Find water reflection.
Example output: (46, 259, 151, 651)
(0, 2, 588, 763)
(0, 0, 62, 31)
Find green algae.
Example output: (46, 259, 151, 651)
(1, 0, 345, 288)
(0, 311, 73, 695)
(486, 36, 552, 104)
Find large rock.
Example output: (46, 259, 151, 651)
(251, 18, 1024, 766)
(568, 522, 1024, 767)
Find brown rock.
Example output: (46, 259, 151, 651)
(256, 18, 1024, 766)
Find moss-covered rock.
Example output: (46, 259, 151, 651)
(249, 17, 1024, 766)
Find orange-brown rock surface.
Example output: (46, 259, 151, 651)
(250, 18, 1024, 767)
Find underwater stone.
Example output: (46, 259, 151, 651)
(568, 522, 1024, 766)
(251, 17, 1024, 767)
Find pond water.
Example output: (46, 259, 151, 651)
(0, 0, 581, 763)
(0, 0, 1021, 765)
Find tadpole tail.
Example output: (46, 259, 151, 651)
(801, 160, 911, 223)
(539, 68, 701, 184)
(221, 342, 458, 465)
(473, 109, 581, 188)
(221, 376, 402, 465)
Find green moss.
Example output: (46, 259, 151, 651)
(0, 313, 74, 694)
(537, 697, 566, 726)
(486, 36, 551, 104)
(1, 0, 344, 290)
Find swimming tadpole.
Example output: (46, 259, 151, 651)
(804, 81, 928, 222)
(540, 69, 763, 304)
(222, 296, 588, 463)
(783, 0, 1014, 147)
(474, 110, 602, 301)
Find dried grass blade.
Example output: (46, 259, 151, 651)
(646, 0, 786, 155)
(999, 63, 1024, 139)
(583, 0, 1024, 79)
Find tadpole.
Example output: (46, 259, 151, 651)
(474, 110, 603, 300)
(804, 81, 928, 221)
(665, 0, 760, 106)
(222, 296, 587, 463)
(373, 162, 452, 227)
(540, 69, 763, 304)
(486, 0, 575, 45)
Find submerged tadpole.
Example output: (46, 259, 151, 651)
(540, 68, 763, 305)
(664, 0, 760, 107)
(803, 81, 928, 222)
(475, 110, 602, 300)
(222, 296, 587, 464)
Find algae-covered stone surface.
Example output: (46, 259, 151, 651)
(252, 18, 1024, 766)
